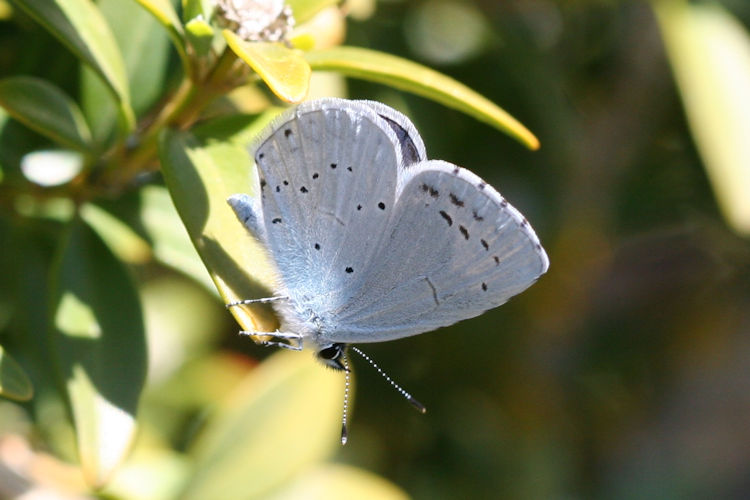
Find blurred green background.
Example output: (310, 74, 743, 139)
(2, 0, 750, 499)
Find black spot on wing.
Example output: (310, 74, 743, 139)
(439, 211, 453, 226)
(272, 217, 282, 224)
(378, 202, 386, 210)
(459, 225, 469, 240)
(345, 266, 354, 274)
(481, 239, 489, 250)
(449, 193, 464, 207)
(284, 128, 292, 138)
(300, 186, 308, 193)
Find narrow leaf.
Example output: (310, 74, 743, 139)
(159, 112, 281, 333)
(50, 219, 147, 488)
(138, 185, 214, 290)
(81, 0, 173, 143)
(185, 16, 215, 58)
(654, 0, 750, 235)
(287, 0, 339, 24)
(0, 345, 34, 401)
(224, 30, 311, 103)
(181, 351, 344, 500)
(82, 186, 213, 290)
(305, 46, 540, 150)
(272, 464, 410, 500)
(133, 0, 189, 73)
(14, 0, 135, 130)
(0, 76, 92, 151)
(182, 0, 212, 21)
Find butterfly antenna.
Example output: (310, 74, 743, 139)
(350, 346, 426, 414)
(341, 352, 351, 445)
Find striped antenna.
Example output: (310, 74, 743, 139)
(350, 346, 426, 414)
(341, 353, 351, 445)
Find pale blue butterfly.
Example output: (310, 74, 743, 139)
(227, 98, 549, 442)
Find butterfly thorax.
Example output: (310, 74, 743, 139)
(273, 295, 340, 350)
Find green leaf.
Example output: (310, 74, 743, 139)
(138, 185, 215, 290)
(0, 76, 92, 151)
(81, 0, 173, 143)
(0, 345, 34, 401)
(654, 0, 750, 235)
(224, 30, 311, 103)
(159, 111, 281, 333)
(305, 46, 540, 150)
(182, 0, 213, 22)
(50, 219, 147, 488)
(185, 16, 215, 58)
(271, 464, 410, 500)
(287, 0, 339, 24)
(13, 0, 135, 131)
(181, 351, 345, 500)
(82, 186, 213, 290)
(133, 0, 189, 73)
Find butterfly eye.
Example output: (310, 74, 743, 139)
(317, 343, 347, 371)
(318, 344, 343, 360)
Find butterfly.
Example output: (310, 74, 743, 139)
(227, 98, 548, 442)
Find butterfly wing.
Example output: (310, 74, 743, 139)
(243, 99, 415, 313)
(326, 160, 549, 343)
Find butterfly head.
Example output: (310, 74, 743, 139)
(316, 343, 348, 371)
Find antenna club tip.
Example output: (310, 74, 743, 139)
(340, 425, 348, 445)
(408, 397, 427, 414)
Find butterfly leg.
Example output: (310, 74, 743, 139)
(226, 296, 288, 308)
(239, 330, 303, 351)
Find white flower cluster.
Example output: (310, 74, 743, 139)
(214, 0, 295, 42)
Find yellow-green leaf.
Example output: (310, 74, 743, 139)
(224, 30, 311, 103)
(305, 46, 540, 150)
(159, 111, 281, 333)
(181, 0, 212, 21)
(271, 464, 410, 500)
(654, 0, 750, 235)
(0, 76, 92, 151)
(134, 0, 189, 73)
(288, 0, 339, 24)
(13, 0, 135, 131)
(181, 350, 345, 500)
(82, 186, 214, 291)
(80, 0, 174, 143)
(50, 219, 147, 487)
(0, 345, 34, 401)
(185, 16, 214, 58)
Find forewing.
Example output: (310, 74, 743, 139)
(253, 99, 406, 312)
(330, 160, 549, 342)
